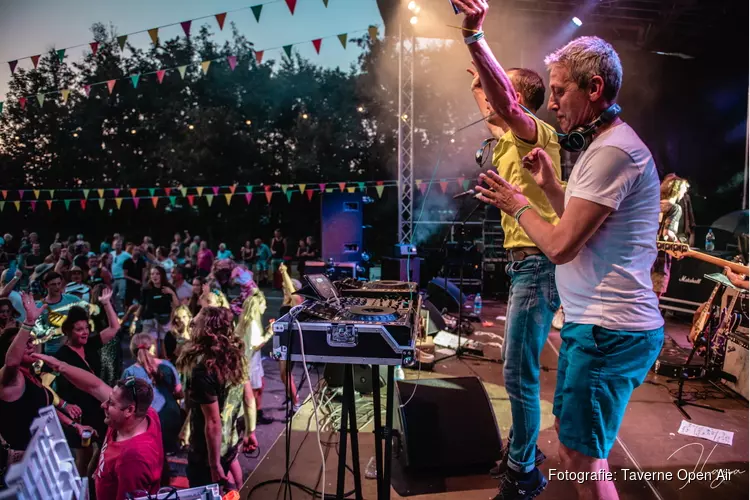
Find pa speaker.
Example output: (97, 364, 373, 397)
(426, 278, 465, 313)
(394, 376, 502, 471)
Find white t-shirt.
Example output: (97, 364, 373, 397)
(110, 250, 131, 279)
(175, 280, 192, 302)
(556, 123, 664, 331)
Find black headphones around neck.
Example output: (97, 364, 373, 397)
(557, 103, 622, 152)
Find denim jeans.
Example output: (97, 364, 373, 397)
(503, 254, 559, 473)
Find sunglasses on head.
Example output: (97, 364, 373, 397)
(122, 376, 138, 407)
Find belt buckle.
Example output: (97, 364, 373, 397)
(511, 249, 526, 262)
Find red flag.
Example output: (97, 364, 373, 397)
(107, 80, 116, 94)
(212, 186, 219, 196)
(164, 187, 171, 196)
(306, 189, 313, 201)
(30, 201, 36, 212)
(80, 200, 87, 210)
(130, 188, 137, 198)
(245, 193, 252, 204)
(285, 0, 297, 14)
(265, 191, 273, 204)
(31, 55, 40, 69)
(18, 97, 26, 110)
(457, 176, 465, 187)
(45, 200, 52, 210)
(338, 182, 346, 192)
(8, 61, 17, 74)
(181, 20, 192, 37)
(419, 183, 428, 194)
(439, 180, 448, 193)
(312, 39, 322, 54)
(151, 197, 159, 208)
(215, 13, 227, 30)
(1, 191, 6, 199)
(264, 185, 272, 192)
(255, 51, 264, 64)
(90, 42, 99, 56)
(83, 85, 91, 97)
(113, 188, 120, 197)
(187, 195, 195, 206)
(229, 184, 237, 194)
(156, 70, 166, 83)
(227, 55, 237, 71)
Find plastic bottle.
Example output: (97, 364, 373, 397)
(705, 229, 715, 252)
(473, 293, 483, 317)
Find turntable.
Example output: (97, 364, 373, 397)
(342, 306, 400, 323)
(337, 279, 418, 298)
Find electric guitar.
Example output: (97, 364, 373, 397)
(656, 241, 750, 276)
(689, 281, 722, 343)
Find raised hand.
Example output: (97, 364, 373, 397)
(31, 353, 63, 372)
(522, 147, 558, 189)
(99, 288, 113, 305)
(21, 292, 47, 324)
(475, 170, 529, 217)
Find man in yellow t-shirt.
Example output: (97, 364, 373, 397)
(468, 63, 563, 490)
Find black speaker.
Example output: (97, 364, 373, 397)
(324, 364, 380, 394)
(393, 376, 502, 471)
(663, 257, 725, 305)
(426, 278, 465, 313)
(381, 257, 421, 284)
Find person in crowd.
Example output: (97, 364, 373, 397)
(73, 243, 90, 271)
(270, 229, 286, 288)
(24, 242, 44, 275)
(110, 239, 131, 313)
(123, 246, 147, 308)
(304, 236, 319, 264)
(134, 266, 179, 358)
(28, 262, 54, 300)
(0, 298, 21, 331)
(171, 232, 186, 262)
(86, 253, 109, 287)
(123, 333, 183, 455)
(467, 15, 664, 499)
(296, 238, 309, 277)
(651, 174, 690, 298)
(0, 295, 93, 466)
(188, 277, 205, 317)
(177, 307, 257, 491)
(156, 246, 175, 282)
(278, 263, 302, 414)
(34, 271, 84, 355)
(240, 241, 254, 267)
(65, 266, 91, 303)
(0, 269, 26, 324)
(172, 266, 193, 304)
(31, 354, 164, 499)
(91, 285, 130, 388)
(49, 289, 121, 479)
(197, 241, 214, 279)
(217, 243, 233, 261)
(164, 305, 193, 365)
(54, 245, 73, 277)
(46, 242, 62, 265)
(188, 236, 201, 269)
(254, 238, 272, 286)
(228, 262, 257, 317)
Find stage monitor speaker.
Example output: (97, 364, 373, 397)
(393, 376, 502, 471)
(426, 278, 465, 313)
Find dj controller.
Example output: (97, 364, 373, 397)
(272, 275, 421, 366)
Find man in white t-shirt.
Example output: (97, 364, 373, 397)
(474, 34, 663, 500)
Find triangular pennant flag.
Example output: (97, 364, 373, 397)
(0, 201, 4, 211)
(255, 51, 264, 64)
(326, 188, 333, 193)
(45, 200, 52, 210)
(179, 187, 188, 197)
(19, 97, 26, 110)
(61, 89, 70, 104)
(0, 102, 3, 114)
(98, 199, 105, 210)
(346, 187, 356, 193)
(439, 180, 448, 193)
(13, 201, 20, 212)
(80, 200, 87, 210)
(229, 184, 237, 194)
(130, 74, 140, 88)
(18, 190, 24, 199)
(416, 179, 422, 186)
(281, 185, 289, 194)
(56, 49, 65, 63)
(419, 183, 428, 194)
(212, 186, 219, 196)
(312, 39, 322, 54)
(97, 189, 104, 198)
(148, 188, 156, 197)
(283, 45, 293, 58)
(264, 185, 271, 192)
(227, 55, 237, 71)
(196, 187, 204, 196)
(0, 190, 6, 199)
(169, 196, 176, 205)
(338, 182, 346, 192)
(285, 0, 297, 15)
(265, 191, 273, 204)
(375, 184, 385, 198)
(178, 66, 187, 79)
(31, 55, 40, 69)
(151, 197, 159, 208)
(206, 194, 214, 206)
(246, 185, 254, 193)
(33, 189, 40, 199)
(48, 189, 54, 198)
(117, 35, 128, 51)
(148, 28, 159, 46)
(245, 193, 252, 204)
(187, 195, 195, 206)
(323, 0, 329, 6)
(306, 189, 313, 201)
(115, 198, 123, 209)
(107, 79, 116, 94)
(357, 181, 365, 192)
(83, 85, 91, 97)
(337, 34, 347, 49)
(369, 26, 379, 39)
(156, 69, 166, 83)
(36, 93, 45, 107)
(82, 189, 90, 199)
(181, 20, 192, 37)
(90, 42, 99, 56)
(298, 184, 306, 194)
(30, 201, 36, 212)
(251, 5, 263, 22)
(224, 193, 232, 205)
(113, 188, 120, 197)
(462, 179, 471, 190)
(8, 61, 17, 74)
(201, 61, 211, 75)
(164, 187, 171, 196)
(215, 13, 227, 30)
(285, 191, 293, 203)
(318, 183, 326, 192)
(457, 176, 465, 188)
(130, 188, 137, 198)
(132, 197, 140, 209)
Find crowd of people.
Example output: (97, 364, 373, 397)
(0, 228, 315, 498)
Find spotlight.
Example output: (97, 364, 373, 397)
(245, 119, 252, 125)
(188, 124, 194, 130)
(450, 138, 455, 143)
(414, 6, 421, 14)
(401, 113, 408, 120)
(72, 133, 78, 138)
(301, 113, 309, 120)
(572, 17, 583, 26)
(407, 1, 417, 10)
(130, 129, 136, 135)
(357, 106, 365, 113)
(410, 16, 418, 25)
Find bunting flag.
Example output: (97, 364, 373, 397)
(212, 186, 219, 196)
(281, 185, 289, 194)
(113, 188, 119, 197)
(285, 0, 297, 15)
(312, 39, 322, 54)
(18, 190, 25, 199)
(283, 45, 293, 58)
(30, 201, 36, 212)
(255, 51, 264, 64)
(56, 49, 66, 63)
(107, 80, 116, 94)
(206, 194, 214, 206)
(83, 85, 91, 97)
(14, 201, 20, 212)
(97, 189, 104, 198)
(229, 184, 236, 194)
(46, 200, 52, 210)
(298, 184, 306, 194)
(285, 191, 293, 203)
(117, 35, 128, 51)
(132, 198, 140, 209)
(224, 193, 232, 205)
(0, 102, 3, 114)
(368, 26, 378, 39)
(164, 187, 172, 196)
(201, 61, 211, 75)
(357, 181, 365, 192)
(169, 196, 176, 205)
(19, 97, 27, 110)
(148, 28, 159, 46)
(227, 55, 237, 71)
(323, 0, 329, 6)
(115, 198, 123, 209)
(31, 55, 40, 69)
(338, 182, 346, 192)
(8, 60, 17, 74)
(179, 187, 188, 197)
(337, 34, 347, 49)
(82, 189, 90, 199)
(80, 200, 87, 210)
(187, 195, 195, 206)
(130, 74, 140, 88)
(1, 191, 6, 199)
(251, 5, 263, 22)
(375, 181, 385, 198)
(196, 186, 204, 196)
(346, 187, 356, 193)
(156, 69, 166, 83)
(61, 89, 70, 104)
(319, 183, 326, 192)
(98, 199, 105, 210)
(36, 94, 45, 107)
(215, 13, 227, 30)
(181, 20, 192, 37)
(419, 183, 428, 194)
(151, 197, 159, 208)
(246, 185, 253, 193)
(148, 188, 156, 197)
(457, 177, 465, 188)
(306, 189, 313, 201)
(462, 179, 471, 190)
(48, 189, 54, 198)
(439, 180, 448, 193)
(130, 188, 137, 198)
(90, 42, 99, 56)
(177, 66, 188, 79)
(325, 188, 333, 193)
(0, 201, 4, 212)
(265, 191, 273, 204)
(33, 189, 40, 199)
(245, 193, 252, 204)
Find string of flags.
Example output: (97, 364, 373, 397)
(0, 178, 474, 212)
(1, 25, 379, 112)
(6, 0, 339, 72)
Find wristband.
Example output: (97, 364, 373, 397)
(513, 204, 533, 223)
(61, 401, 67, 410)
(20, 323, 34, 331)
(464, 31, 485, 45)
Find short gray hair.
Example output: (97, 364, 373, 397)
(544, 36, 622, 101)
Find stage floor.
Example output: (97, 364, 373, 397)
(239, 299, 749, 500)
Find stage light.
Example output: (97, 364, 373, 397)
(410, 16, 418, 25)
(572, 17, 583, 26)
(450, 138, 455, 143)
(72, 133, 78, 138)
(407, 1, 417, 11)
(130, 129, 136, 135)
(188, 124, 194, 130)
(302, 113, 309, 120)
(357, 106, 365, 113)
(245, 119, 252, 125)
(401, 113, 408, 120)
(414, 6, 421, 14)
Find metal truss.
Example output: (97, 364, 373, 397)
(397, 23, 415, 245)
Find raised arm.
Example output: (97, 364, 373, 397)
(97, 289, 121, 345)
(32, 353, 111, 403)
(0, 270, 22, 298)
(468, 67, 506, 139)
(0, 294, 45, 388)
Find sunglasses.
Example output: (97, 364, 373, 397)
(122, 376, 138, 407)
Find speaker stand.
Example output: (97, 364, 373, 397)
(371, 365, 396, 500)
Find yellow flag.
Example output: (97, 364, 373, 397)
(115, 198, 123, 209)
(148, 28, 159, 45)
(298, 184, 306, 194)
(33, 190, 40, 199)
(224, 193, 232, 205)
(346, 187, 356, 193)
(61, 89, 70, 104)
(97, 189, 104, 198)
(196, 186, 204, 196)
(201, 61, 211, 75)
(13, 201, 20, 211)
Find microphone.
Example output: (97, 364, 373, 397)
(453, 188, 476, 199)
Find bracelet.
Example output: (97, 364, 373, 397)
(464, 31, 485, 45)
(61, 401, 67, 410)
(513, 204, 533, 223)
(20, 323, 34, 331)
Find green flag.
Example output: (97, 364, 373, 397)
(117, 35, 128, 51)
(148, 188, 156, 197)
(251, 4, 263, 22)
(246, 185, 254, 193)
(285, 191, 292, 203)
(179, 187, 188, 197)
(169, 196, 176, 206)
(337, 34, 347, 49)
(36, 94, 45, 106)
(178, 66, 188, 79)
(130, 74, 140, 88)
(64, 199, 71, 210)
(0, 102, 3, 114)
(206, 194, 214, 206)
(56, 49, 66, 63)
(283, 45, 293, 58)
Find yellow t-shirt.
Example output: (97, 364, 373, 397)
(491, 114, 562, 249)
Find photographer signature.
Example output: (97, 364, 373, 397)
(667, 442, 746, 490)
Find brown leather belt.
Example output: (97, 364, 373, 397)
(508, 246, 543, 262)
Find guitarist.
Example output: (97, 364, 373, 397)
(651, 174, 690, 298)
(725, 266, 749, 290)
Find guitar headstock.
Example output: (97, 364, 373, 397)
(656, 240, 691, 259)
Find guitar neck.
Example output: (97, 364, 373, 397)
(684, 250, 749, 276)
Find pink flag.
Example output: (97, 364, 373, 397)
(181, 20, 192, 37)
(83, 85, 91, 97)
(245, 193, 252, 204)
(227, 55, 237, 71)
(319, 183, 326, 192)
(30, 201, 36, 212)
(212, 186, 219, 196)
(113, 188, 120, 197)
(132, 198, 140, 209)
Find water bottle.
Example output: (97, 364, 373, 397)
(473, 293, 483, 317)
(705, 229, 715, 252)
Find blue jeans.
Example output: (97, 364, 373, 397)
(503, 254, 559, 473)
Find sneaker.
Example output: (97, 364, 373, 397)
(490, 445, 546, 478)
(257, 410, 274, 425)
(493, 468, 548, 500)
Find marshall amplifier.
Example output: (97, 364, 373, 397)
(661, 258, 725, 313)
